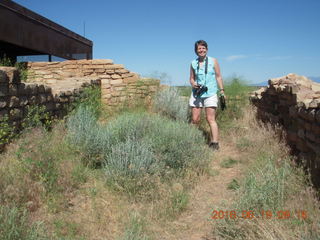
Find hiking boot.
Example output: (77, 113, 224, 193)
(209, 142, 219, 151)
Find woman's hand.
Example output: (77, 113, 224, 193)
(191, 82, 199, 89)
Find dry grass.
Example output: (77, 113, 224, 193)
(0, 100, 319, 239)
(211, 105, 320, 240)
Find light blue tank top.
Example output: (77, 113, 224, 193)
(191, 56, 217, 98)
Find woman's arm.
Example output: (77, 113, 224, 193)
(213, 58, 225, 94)
(189, 64, 198, 88)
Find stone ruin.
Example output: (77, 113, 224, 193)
(0, 59, 161, 151)
(251, 73, 320, 187)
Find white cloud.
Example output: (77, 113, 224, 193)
(225, 55, 248, 61)
(267, 56, 292, 60)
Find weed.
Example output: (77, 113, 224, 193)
(22, 105, 52, 130)
(168, 190, 189, 217)
(0, 205, 47, 240)
(220, 158, 238, 168)
(53, 219, 81, 239)
(0, 56, 13, 66)
(118, 213, 151, 240)
(236, 137, 252, 151)
(71, 85, 102, 118)
(0, 114, 14, 146)
(227, 179, 240, 190)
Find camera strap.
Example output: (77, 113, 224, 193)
(196, 56, 208, 86)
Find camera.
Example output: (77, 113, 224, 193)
(194, 84, 208, 97)
(219, 95, 226, 111)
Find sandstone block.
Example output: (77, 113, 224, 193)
(29, 84, 39, 95)
(18, 83, 26, 94)
(311, 123, 320, 135)
(8, 84, 18, 95)
(101, 94, 111, 99)
(0, 84, 8, 97)
(296, 138, 310, 152)
(19, 96, 28, 106)
(92, 59, 113, 65)
(60, 72, 75, 78)
(95, 69, 106, 73)
(111, 74, 121, 79)
(111, 91, 121, 97)
(111, 79, 123, 85)
(306, 131, 316, 142)
(44, 86, 52, 93)
(287, 130, 298, 142)
(9, 96, 19, 107)
(28, 96, 38, 104)
(106, 70, 115, 74)
(46, 79, 57, 84)
(104, 64, 124, 70)
(0, 67, 20, 83)
(289, 106, 298, 117)
(123, 76, 138, 83)
(30, 62, 49, 67)
(121, 73, 134, 78)
(0, 98, 7, 108)
(64, 65, 78, 69)
(38, 85, 45, 93)
(115, 69, 129, 74)
(39, 94, 47, 104)
(0, 70, 7, 83)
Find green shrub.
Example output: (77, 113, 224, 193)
(0, 56, 13, 66)
(22, 105, 51, 130)
(0, 115, 14, 145)
(71, 85, 102, 118)
(105, 138, 158, 177)
(153, 87, 189, 122)
(67, 108, 209, 195)
(0, 206, 47, 240)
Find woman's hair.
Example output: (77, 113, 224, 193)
(194, 40, 208, 54)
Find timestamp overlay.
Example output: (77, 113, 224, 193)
(211, 210, 308, 220)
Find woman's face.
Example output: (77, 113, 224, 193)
(196, 45, 207, 57)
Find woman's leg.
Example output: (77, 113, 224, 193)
(205, 107, 218, 143)
(191, 107, 201, 124)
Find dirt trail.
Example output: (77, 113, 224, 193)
(159, 139, 242, 240)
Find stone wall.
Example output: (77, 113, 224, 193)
(0, 66, 100, 150)
(27, 59, 160, 107)
(250, 73, 320, 186)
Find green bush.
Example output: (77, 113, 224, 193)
(22, 105, 51, 130)
(67, 108, 209, 194)
(153, 87, 189, 122)
(0, 115, 14, 146)
(71, 85, 102, 118)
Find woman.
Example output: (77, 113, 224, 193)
(189, 40, 225, 150)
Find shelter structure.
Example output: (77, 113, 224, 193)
(0, 0, 92, 62)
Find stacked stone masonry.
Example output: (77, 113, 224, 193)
(27, 59, 160, 107)
(1, 59, 160, 151)
(0, 66, 100, 150)
(250, 73, 320, 186)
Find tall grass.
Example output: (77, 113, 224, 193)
(0, 206, 47, 240)
(213, 106, 320, 239)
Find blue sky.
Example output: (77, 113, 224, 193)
(14, 0, 320, 85)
